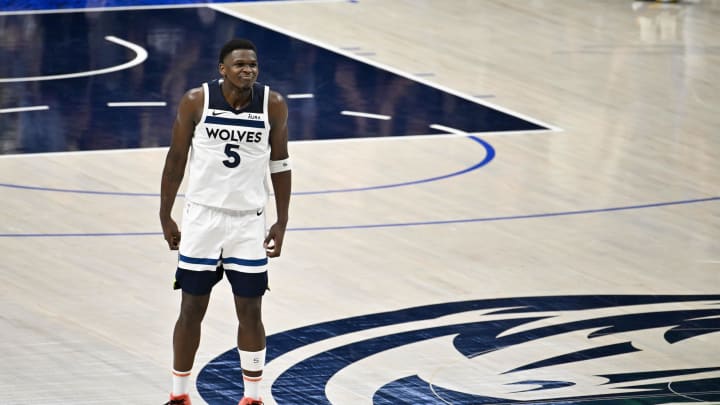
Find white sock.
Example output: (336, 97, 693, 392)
(238, 348, 266, 399)
(172, 369, 192, 396)
(243, 374, 262, 399)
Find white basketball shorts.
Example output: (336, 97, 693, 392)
(175, 201, 268, 296)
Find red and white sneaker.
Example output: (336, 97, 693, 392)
(238, 397, 263, 405)
(164, 393, 191, 405)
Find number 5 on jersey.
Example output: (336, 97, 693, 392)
(223, 144, 241, 168)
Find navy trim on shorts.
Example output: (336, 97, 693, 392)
(223, 257, 268, 266)
(179, 254, 220, 265)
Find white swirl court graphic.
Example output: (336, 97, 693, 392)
(198, 295, 720, 404)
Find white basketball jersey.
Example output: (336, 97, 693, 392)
(185, 79, 271, 210)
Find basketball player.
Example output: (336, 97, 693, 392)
(159, 38, 291, 405)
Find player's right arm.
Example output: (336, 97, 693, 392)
(159, 87, 203, 250)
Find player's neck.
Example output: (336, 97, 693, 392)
(222, 81, 253, 111)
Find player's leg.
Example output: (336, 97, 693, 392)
(223, 210, 269, 405)
(173, 292, 211, 373)
(235, 295, 266, 353)
(235, 295, 266, 404)
(227, 272, 268, 405)
(168, 291, 211, 404)
(167, 274, 223, 405)
(165, 202, 224, 404)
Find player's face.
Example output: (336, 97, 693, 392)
(220, 49, 259, 90)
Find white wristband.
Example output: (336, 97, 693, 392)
(269, 157, 292, 173)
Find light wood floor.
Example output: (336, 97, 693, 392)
(1, 1, 719, 404)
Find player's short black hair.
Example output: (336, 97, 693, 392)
(218, 39, 258, 63)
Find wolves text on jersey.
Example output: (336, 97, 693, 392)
(205, 127, 262, 143)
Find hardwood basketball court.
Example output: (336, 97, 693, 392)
(0, 1, 718, 404)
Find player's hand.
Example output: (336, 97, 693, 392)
(161, 218, 181, 250)
(264, 222, 287, 258)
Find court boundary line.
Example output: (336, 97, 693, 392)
(1, 196, 717, 238)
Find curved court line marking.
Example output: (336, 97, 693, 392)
(667, 381, 712, 403)
(0, 136, 494, 197)
(1, 196, 717, 238)
(0, 36, 147, 83)
(295, 136, 494, 195)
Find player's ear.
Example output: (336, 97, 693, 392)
(218, 62, 225, 77)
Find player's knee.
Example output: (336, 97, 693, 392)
(179, 294, 210, 324)
(235, 297, 262, 326)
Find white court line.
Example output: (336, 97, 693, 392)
(430, 124, 565, 138)
(430, 124, 467, 135)
(107, 102, 167, 107)
(0, 105, 49, 114)
(287, 94, 315, 99)
(341, 111, 391, 120)
(210, 4, 562, 133)
(0, 36, 146, 83)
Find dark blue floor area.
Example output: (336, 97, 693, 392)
(0, 7, 545, 154)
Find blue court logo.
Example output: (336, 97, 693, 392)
(198, 295, 720, 404)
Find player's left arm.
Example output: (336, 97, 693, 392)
(264, 90, 291, 258)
